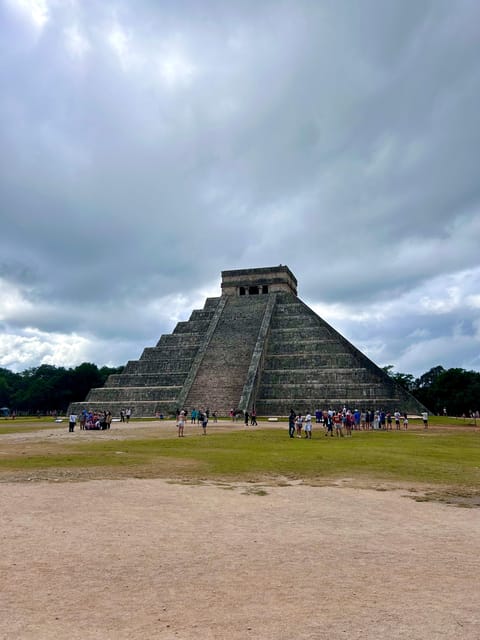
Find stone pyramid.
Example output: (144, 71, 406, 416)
(69, 266, 427, 417)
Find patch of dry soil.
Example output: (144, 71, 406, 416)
(1, 479, 479, 639)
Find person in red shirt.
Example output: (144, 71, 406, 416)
(334, 412, 344, 437)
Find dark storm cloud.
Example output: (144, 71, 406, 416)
(0, 0, 479, 375)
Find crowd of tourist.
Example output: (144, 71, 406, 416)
(287, 408, 429, 438)
(288, 407, 428, 439)
(68, 409, 113, 432)
(188, 407, 217, 424)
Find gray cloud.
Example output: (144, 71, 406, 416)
(0, 0, 479, 376)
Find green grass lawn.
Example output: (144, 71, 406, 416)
(1, 425, 479, 490)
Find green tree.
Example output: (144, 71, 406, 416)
(415, 365, 445, 389)
(69, 363, 122, 409)
(5, 362, 123, 414)
(427, 368, 480, 416)
(0, 368, 19, 407)
(382, 366, 416, 391)
(392, 372, 416, 391)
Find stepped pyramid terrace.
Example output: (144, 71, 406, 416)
(69, 266, 428, 417)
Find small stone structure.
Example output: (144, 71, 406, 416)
(69, 266, 428, 416)
(221, 265, 297, 296)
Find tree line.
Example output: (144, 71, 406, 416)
(0, 363, 122, 415)
(384, 365, 480, 416)
(0, 362, 478, 416)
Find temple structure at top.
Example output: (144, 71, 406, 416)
(69, 266, 428, 417)
(221, 265, 297, 297)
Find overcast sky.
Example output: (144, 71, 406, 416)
(1, 0, 479, 378)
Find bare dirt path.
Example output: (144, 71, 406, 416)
(0, 418, 272, 445)
(1, 478, 479, 640)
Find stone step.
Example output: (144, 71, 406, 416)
(273, 304, 306, 317)
(87, 386, 182, 402)
(257, 382, 389, 399)
(271, 316, 321, 329)
(140, 346, 199, 361)
(269, 326, 332, 340)
(203, 297, 222, 311)
(190, 309, 216, 322)
(156, 334, 203, 348)
(124, 359, 194, 374)
(105, 373, 188, 387)
(260, 369, 379, 384)
(186, 386, 245, 404)
(266, 340, 350, 355)
(173, 320, 211, 334)
(264, 354, 358, 368)
(184, 295, 269, 413)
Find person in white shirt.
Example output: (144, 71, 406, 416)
(69, 414, 77, 432)
(394, 410, 401, 430)
(304, 412, 312, 439)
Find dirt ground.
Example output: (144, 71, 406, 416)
(1, 420, 479, 639)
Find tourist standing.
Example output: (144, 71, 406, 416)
(345, 412, 353, 437)
(360, 410, 366, 430)
(379, 410, 386, 429)
(244, 410, 249, 426)
(288, 409, 296, 438)
(177, 410, 186, 437)
(304, 411, 312, 439)
(387, 412, 392, 430)
(325, 412, 334, 437)
(295, 413, 304, 438)
(250, 408, 257, 426)
(394, 410, 401, 430)
(69, 413, 77, 432)
(125, 407, 132, 423)
(334, 412, 343, 437)
(354, 409, 361, 430)
(201, 410, 208, 435)
(422, 411, 429, 429)
(364, 410, 370, 430)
